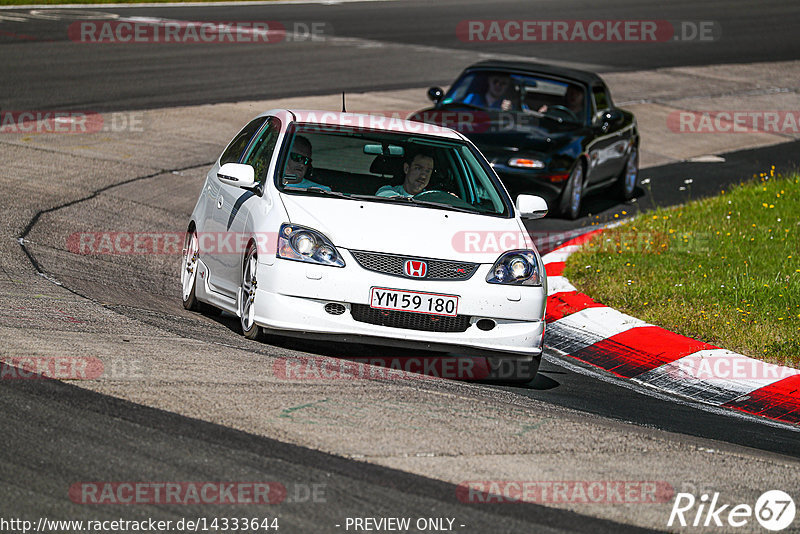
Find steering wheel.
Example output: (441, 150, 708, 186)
(546, 105, 579, 123)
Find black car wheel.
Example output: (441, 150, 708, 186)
(558, 161, 584, 220)
(616, 146, 639, 201)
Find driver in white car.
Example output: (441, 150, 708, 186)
(375, 150, 434, 197)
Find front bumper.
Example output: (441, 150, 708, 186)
(250, 250, 546, 357)
(492, 166, 568, 204)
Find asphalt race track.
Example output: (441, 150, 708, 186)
(1, 1, 800, 533)
(1, 0, 799, 111)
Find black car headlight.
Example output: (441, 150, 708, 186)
(277, 224, 345, 267)
(486, 250, 542, 286)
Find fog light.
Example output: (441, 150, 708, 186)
(476, 319, 496, 331)
(324, 303, 346, 315)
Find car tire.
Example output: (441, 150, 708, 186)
(558, 161, 584, 220)
(181, 227, 220, 315)
(238, 243, 262, 340)
(615, 146, 639, 201)
(485, 355, 540, 384)
(181, 228, 202, 310)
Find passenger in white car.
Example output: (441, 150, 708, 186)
(375, 150, 434, 197)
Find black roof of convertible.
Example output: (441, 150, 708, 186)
(465, 60, 605, 86)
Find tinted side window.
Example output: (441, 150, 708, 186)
(219, 117, 266, 165)
(243, 117, 282, 182)
(592, 85, 611, 114)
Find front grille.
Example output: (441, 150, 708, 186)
(351, 304, 471, 333)
(349, 250, 478, 281)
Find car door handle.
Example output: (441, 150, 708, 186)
(217, 196, 223, 209)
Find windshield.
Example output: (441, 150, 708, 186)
(441, 70, 587, 124)
(276, 124, 511, 216)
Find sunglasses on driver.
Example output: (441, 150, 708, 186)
(289, 152, 312, 166)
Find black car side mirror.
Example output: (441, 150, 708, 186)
(427, 87, 444, 104)
(605, 109, 624, 124)
(596, 109, 624, 132)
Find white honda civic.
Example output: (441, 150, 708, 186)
(182, 110, 549, 381)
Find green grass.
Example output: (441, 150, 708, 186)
(564, 169, 800, 367)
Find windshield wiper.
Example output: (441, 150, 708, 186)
(286, 187, 348, 198)
(394, 196, 479, 214)
(285, 188, 379, 202)
(287, 188, 481, 213)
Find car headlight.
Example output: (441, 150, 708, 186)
(277, 224, 345, 267)
(486, 250, 542, 286)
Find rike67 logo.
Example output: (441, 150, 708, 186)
(668, 490, 795, 531)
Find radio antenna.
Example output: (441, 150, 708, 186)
(342, 92, 346, 113)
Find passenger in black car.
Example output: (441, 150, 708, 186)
(463, 74, 514, 111)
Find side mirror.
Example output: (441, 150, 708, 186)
(602, 109, 624, 125)
(516, 194, 548, 219)
(217, 163, 256, 188)
(427, 87, 444, 104)
(594, 109, 624, 132)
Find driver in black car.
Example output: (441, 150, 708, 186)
(375, 150, 434, 197)
(538, 84, 585, 121)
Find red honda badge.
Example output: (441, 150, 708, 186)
(404, 260, 427, 278)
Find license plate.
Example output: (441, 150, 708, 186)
(369, 287, 459, 317)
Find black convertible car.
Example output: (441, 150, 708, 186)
(411, 60, 639, 219)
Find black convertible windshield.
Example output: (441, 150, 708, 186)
(441, 70, 587, 124)
(275, 125, 511, 217)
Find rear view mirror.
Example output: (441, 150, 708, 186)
(363, 144, 404, 156)
(217, 163, 256, 189)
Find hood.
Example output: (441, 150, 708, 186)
(279, 194, 533, 264)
